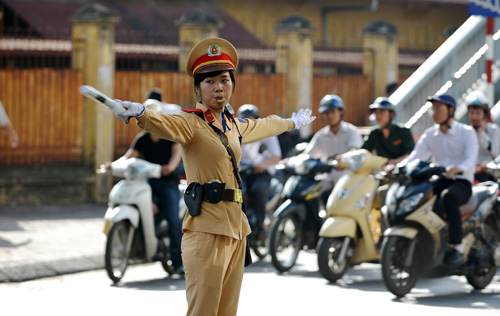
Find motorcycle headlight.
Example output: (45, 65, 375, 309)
(287, 154, 311, 175)
(343, 152, 366, 171)
(395, 193, 424, 217)
(124, 164, 139, 179)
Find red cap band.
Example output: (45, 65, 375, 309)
(192, 52, 235, 76)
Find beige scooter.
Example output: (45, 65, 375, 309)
(317, 149, 388, 282)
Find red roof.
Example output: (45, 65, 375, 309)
(2, 0, 267, 48)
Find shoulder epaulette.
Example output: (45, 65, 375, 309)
(182, 109, 203, 113)
(182, 108, 205, 121)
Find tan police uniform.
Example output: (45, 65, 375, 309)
(134, 36, 294, 316)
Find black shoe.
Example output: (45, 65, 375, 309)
(444, 248, 464, 266)
(172, 266, 185, 276)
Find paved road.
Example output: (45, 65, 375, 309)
(1, 253, 500, 316)
(1, 203, 500, 316)
(0, 204, 106, 282)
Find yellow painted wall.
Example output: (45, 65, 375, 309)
(216, 0, 468, 51)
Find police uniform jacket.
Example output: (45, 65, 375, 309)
(136, 102, 294, 240)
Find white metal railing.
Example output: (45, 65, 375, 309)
(389, 16, 500, 137)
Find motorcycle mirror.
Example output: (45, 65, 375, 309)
(258, 143, 267, 154)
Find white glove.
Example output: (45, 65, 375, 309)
(291, 108, 316, 129)
(113, 100, 145, 123)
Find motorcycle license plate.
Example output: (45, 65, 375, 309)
(103, 220, 112, 235)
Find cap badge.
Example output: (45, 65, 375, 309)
(208, 44, 221, 57)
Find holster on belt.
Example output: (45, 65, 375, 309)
(184, 181, 243, 216)
(184, 182, 204, 216)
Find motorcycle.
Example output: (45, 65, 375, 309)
(380, 160, 500, 297)
(317, 149, 388, 282)
(269, 153, 334, 272)
(100, 158, 186, 283)
(240, 165, 284, 260)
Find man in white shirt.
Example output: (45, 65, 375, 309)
(465, 91, 500, 182)
(403, 93, 478, 266)
(304, 94, 362, 185)
(238, 104, 282, 240)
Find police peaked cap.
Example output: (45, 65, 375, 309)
(186, 37, 239, 77)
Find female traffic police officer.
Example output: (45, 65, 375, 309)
(110, 37, 315, 316)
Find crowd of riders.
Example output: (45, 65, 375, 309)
(295, 88, 498, 266)
(123, 84, 499, 274)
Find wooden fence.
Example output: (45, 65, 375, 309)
(0, 69, 373, 166)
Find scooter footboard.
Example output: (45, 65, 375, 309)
(319, 217, 356, 238)
(384, 225, 418, 239)
(104, 205, 140, 228)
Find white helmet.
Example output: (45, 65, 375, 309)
(144, 99, 181, 115)
(466, 91, 489, 112)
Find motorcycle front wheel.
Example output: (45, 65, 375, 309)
(317, 237, 353, 282)
(381, 236, 419, 297)
(465, 224, 497, 289)
(105, 220, 134, 283)
(269, 213, 302, 272)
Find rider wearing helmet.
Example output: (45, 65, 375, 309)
(361, 97, 415, 247)
(238, 104, 282, 241)
(237, 104, 260, 119)
(402, 93, 478, 266)
(361, 97, 415, 166)
(466, 91, 500, 182)
(304, 94, 362, 184)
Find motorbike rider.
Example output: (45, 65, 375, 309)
(465, 91, 500, 182)
(361, 97, 415, 246)
(112, 90, 185, 275)
(304, 94, 362, 185)
(400, 93, 478, 266)
(238, 104, 282, 241)
(361, 97, 415, 168)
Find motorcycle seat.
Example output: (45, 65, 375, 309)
(459, 185, 491, 216)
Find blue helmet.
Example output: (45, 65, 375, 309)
(427, 94, 456, 109)
(319, 95, 344, 113)
(368, 97, 395, 112)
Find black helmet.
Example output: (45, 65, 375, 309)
(368, 97, 395, 112)
(237, 104, 260, 119)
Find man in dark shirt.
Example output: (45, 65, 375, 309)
(126, 130, 184, 273)
(120, 90, 184, 274)
(362, 97, 415, 166)
(361, 97, 415, 247)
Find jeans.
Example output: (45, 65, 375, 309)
(244, 172, 272, 231)
(149, 179, 183, 268)
(433, 178, 472, 245)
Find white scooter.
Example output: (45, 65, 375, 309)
(100, 158, 186, 283)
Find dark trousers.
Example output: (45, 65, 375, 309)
(245, 172, 272, 231)
(433, 178, 472, 245)
(149, 179, 183, 268)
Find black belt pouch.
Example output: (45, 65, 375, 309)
(204, 182, 226, 203)
(184, 182, 204, 216)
